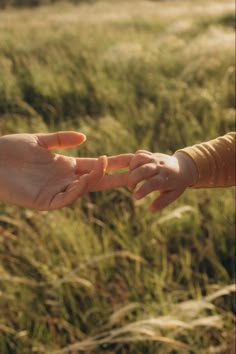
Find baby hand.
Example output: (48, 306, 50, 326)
(127, 150, 198, 212)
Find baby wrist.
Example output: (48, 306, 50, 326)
(173, 151, 198, 187)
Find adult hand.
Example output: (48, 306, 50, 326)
(79, 154, 134, 192)
(0, 131, 108, 210)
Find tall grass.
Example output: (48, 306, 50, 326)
(0, 0, 235, 353)
(0, 0, 96, 9)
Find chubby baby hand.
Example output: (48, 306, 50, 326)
(127, 150, 198, 212)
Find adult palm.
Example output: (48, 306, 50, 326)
(0, 131, 132, 210)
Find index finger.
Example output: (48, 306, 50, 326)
(75, 154, 134, 173)
(107, 154, 134, 171)
(87, 156, 108, 190)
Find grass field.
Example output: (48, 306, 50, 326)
(0, 0, 235, 353)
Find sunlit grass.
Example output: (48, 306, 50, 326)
(0, 0, 235, 353)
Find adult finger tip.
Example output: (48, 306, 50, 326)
(75, 132, 86, 144)
(87, 156, 107, 190)
(76, 131, 86, 138)
(59, 131, 87, 148)
(98, 155, 108, 172)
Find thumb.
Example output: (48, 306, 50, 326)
(36, 131, 86, 150)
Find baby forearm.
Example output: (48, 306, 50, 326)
(177, 132, 236, 188)
(173, 151, 198, 187)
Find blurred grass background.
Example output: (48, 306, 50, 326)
(0, 0, 235, 353)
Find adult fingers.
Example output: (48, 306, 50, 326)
(89, 171, 130, 192)
(37, 131, 86, 150)
(106, 154, 134, 171)
(150, 189, 184, 213)
(127, 163, 160, 191)
(75, 158, 100, 174)
(49, 156, 107, 209)
(87, 156, 108, 190)
(76, 154, 134, 174)
(48, 174, 89, 210)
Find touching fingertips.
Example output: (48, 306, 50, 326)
(98, 155, 108, 172)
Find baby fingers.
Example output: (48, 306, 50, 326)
(128, 163, 160, 190)
(48, 174, 89, 210)
(150, 189, 184, 213)
(129, 151, 153, 171)
(134, 175, 167, 200)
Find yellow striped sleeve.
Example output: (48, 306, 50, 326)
(177, 132, 235, 188)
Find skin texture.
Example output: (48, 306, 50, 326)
(0, 132, 133, 210)
(127, 150, 198, 212)
(0, 131, 200, 212)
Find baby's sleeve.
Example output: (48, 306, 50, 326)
(177, 132, 235, 188)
